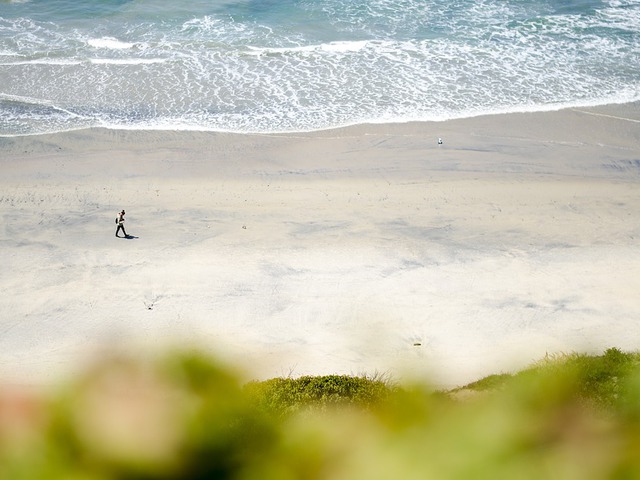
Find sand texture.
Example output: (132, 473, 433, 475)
(1, 104, 639, 387)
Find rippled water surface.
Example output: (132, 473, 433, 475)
(1, 0, 639, 135)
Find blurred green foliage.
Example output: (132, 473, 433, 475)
(1, 347, 640, 479)
(244, 373, 394, 418)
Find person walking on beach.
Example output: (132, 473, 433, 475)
(115, 210, 127, 238)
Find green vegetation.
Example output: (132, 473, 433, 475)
(1, 348, 640, 479)
(244, 373, 395, 418)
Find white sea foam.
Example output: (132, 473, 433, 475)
(606, 0, 640, 7)
(87, 37, 136, 50)
(181, 15, 221, 32)
(89, 58, 167, 65)
(597, 6, 640, 30)
(0, 58, 82, 66)
(1, 0, 638, 135)
(247, 40, 369, 56)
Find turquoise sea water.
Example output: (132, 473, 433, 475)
(1, 0, 639, 135)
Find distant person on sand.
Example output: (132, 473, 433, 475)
(115, 210, 127, 238)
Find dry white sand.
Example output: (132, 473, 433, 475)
(1, 104, 639, 388)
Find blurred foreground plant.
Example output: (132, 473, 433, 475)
(1, 348, 639, 479)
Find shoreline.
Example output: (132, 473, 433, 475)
(2, 100, 640, 140)
(2, 102, 639, 183)
(1, 103, 639, 388)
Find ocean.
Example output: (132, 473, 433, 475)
(1, 0, 638, 136)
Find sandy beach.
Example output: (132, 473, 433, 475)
(1, 103, 639, 388)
